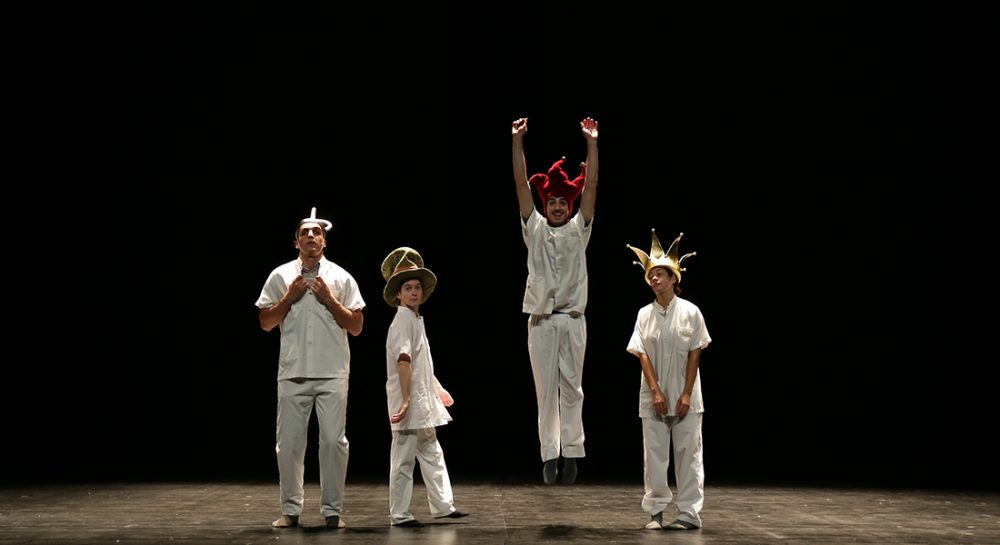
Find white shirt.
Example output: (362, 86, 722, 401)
(385, 306, 452, 431)
(626, 297, 711, 418)
(521, 209, 592, 315)
(256, 256, 365, 380)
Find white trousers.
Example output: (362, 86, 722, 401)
(389, 427, 456, 524)
(641, 413, 704, 527)
(276, 377, 349, 517)
(527, 313, 586, 461)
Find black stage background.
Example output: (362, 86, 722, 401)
(5, 3, 997, 491)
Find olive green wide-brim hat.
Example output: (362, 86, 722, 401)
(381, 246, 437, 307)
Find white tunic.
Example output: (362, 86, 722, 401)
(385, 306, 452, 431)
(521, 209, 592, 315)
(626, 297, 711, 418)
(256, 256, 366, 380)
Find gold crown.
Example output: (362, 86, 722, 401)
(626, 229, 697, 285)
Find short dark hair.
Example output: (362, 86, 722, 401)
(295, 221, 326, 239)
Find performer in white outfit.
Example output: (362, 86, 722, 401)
(381, 247, 469, 527)
(626, 230, 711, 531)
(511, 116, 599, 485)
(256, 207, 365, 530)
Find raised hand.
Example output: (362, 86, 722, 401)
(580, 117, 598, 141)
(512, 117, 528, 138)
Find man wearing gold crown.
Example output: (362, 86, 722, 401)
(626, 230, 711, 531)
(511, 116, 599, 485)
(255, 207, 366, 530)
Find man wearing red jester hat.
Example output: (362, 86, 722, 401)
(511, 116, 599, 485)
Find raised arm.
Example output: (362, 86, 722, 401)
(512, 117, 535, 221)
(578, 117, 599, 225)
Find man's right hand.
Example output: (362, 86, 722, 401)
(286, 275, 309, 303)
(390, 401, 410, 424)
(653, 390, 670, 415)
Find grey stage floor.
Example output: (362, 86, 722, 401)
(1, 482, 997, 544)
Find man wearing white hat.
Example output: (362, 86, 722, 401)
(626, 230, 711, 531)
(255, 207, 365, 530)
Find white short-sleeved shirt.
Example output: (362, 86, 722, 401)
(256, 257, 365, 381)
(521, 209, 592, 315)
(385, 306, 451, 431)
(626, 297, 711, 418)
